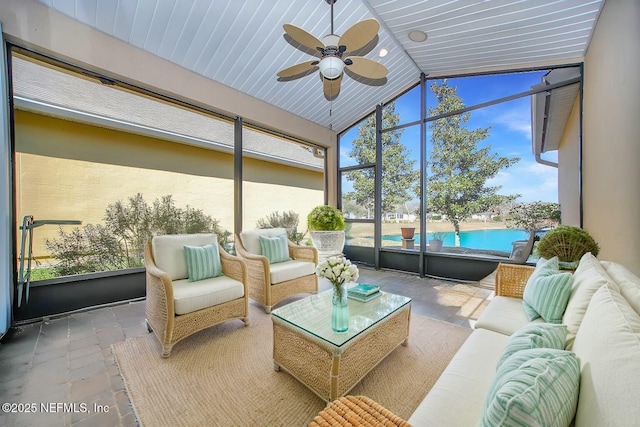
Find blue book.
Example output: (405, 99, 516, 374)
(348, 283, 380, 297)
(348, 291, 382, 303)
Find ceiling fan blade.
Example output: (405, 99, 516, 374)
(277, 61, 318, 78)
(338, 19, 380, 54)
(345, 56, 388, 80)
(323, 74, 342, 101)
(283, 24, 325, 54)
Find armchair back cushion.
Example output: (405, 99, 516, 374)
(240, 228, 288, 256)
(152, 233, 218, 281)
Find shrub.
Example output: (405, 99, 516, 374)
(256, 210, 304, 244)
(45, 193, 230, 277)
(307, 205, 345, 231)
(536, 226, 599, 262)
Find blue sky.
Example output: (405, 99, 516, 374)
(340, 70, 559, 203)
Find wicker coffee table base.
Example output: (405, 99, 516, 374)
(272, 303, 411, 402)
(309, 395, 411, 427)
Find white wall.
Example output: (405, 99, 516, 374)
(582, 0, 640, 275)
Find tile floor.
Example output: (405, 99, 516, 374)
(0, 267, 494, 426)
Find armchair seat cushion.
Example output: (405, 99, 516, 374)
(172, 276, 245, 315)
(270, 259, 316, 284)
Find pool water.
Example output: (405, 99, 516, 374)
(382, 229, 528, 252)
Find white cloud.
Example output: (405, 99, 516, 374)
(493, 105, 532, 137)
(490, 159, 558, 203)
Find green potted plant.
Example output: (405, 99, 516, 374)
(536, 225, 600, 269)
(307, 205, 346, 258)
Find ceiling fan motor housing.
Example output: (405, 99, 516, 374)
(319, 34, 345, 79)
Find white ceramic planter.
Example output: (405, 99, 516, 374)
(310, 230, 345, 259)
(428, 239, 443, 252)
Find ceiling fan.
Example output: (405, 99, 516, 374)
(277, 0, 388, 101)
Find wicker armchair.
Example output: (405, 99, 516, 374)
(495, 263, 536, 298)
(144, 234, 249, 358)
(235, 228, 318, 313)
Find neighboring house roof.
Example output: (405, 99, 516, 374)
(12, 56, 324, 171)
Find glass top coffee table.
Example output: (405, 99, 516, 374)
(271, 288, 411, 401)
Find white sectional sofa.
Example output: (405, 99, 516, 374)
(408, 252, 640, 427)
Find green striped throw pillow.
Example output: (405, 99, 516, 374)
(183, 243, 222, 282)
(259, 234, 291, 264)
(522, 258, 573, 323)
(497, 323, 568, 369)
(481, 348, 580, 427)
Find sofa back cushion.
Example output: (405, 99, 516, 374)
(572, 284, 640, 426)
(152, 234, 218, 281)
(601, 260, 640, 315)
(240, 228, 288, 256)
(562, 252, 617, 348)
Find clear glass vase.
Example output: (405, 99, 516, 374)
(331, 282, 349, 333)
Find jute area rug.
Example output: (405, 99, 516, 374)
(112, 307, 471, 427)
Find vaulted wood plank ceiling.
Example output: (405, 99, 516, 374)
(36, 0, 603, 133)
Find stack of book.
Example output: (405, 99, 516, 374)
(347, 283, 381, 302)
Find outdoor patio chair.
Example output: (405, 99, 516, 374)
(235, 228, 318, 313)
(508, 231, 537, 264)
(144, 233, 249, 357)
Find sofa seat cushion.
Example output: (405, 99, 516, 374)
(572, 284, 640, 427)
(601, 260, 640, 315)
(240, 228, 288, 256)
(475, 296, 544, 336)
(269, 259, 315, 284)
(562, 252, 617, 348)
(172, 275, 245, 315)
(152, 234, 218, 281)
(407, 328, 509, 427)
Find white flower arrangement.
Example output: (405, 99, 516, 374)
(316, 255, 359, 299)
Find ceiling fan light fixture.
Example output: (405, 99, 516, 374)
(319, 56, 345, 79)
(408, 30, 428, 43)
(379, 48, 388, 57)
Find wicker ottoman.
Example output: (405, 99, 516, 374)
(309, 395, 411, 427)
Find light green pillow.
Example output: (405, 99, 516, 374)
(497, 323, 568, 369)
(183, 243, 222, 282)
(259, 234, 290, 264)
(522, 257, 573, 323)
(481, 348, 580, 427)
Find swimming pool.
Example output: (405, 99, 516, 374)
(382, 229, 528, 252)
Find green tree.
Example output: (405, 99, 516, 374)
(345, 102, 419, 215)
(426, 81, 520, 243)
(46, 193, 230, 276)
(506, 201, 561, 235)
